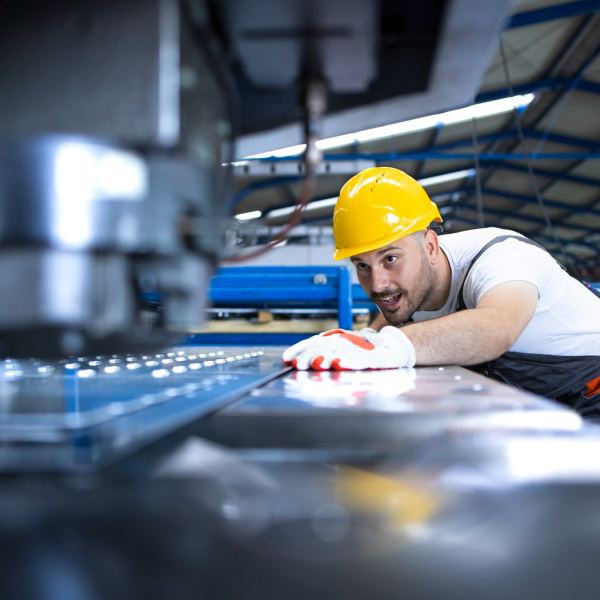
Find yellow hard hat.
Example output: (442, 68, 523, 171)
(333, 167, 442, 260)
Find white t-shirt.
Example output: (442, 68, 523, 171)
(411, 227, 600, 357)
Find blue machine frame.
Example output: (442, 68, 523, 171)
(187, 265, 376, 346)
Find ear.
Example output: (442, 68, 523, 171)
(423, 229, 440, 264)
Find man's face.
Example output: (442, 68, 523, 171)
(350, 233, 438, 326)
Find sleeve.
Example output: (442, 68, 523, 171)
(461, 238, 546, 308)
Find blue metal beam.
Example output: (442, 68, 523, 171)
(233, 107, 600, 214)
(455, 202, 598, 235)
(321, 151, 600, 161)
(480, 187, 600, 217)
(496, 163, 600, 188)
(247, 130, 600, 163)
(318, 126, 600, 161)
(506, 0, 600, 29)
(263, 130, 600, 162)
(572, 79, 600, 95)
(475, 76, 600, 103)
(477, 32, 600, 222)
(429, 128, 600, 152)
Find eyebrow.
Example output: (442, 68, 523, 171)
(375, 245, 402, 257)
(350, 245, 403, 263)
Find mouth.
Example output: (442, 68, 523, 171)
(378, 293, 402, 311)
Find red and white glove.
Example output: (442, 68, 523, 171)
(282, 326, 415, 371)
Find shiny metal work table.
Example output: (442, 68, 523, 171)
(0, 345, 586, 471)
(1, 345, 600, 600)
(193, 353, 582, 456)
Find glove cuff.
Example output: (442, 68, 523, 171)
(358, 327, 378, 335)
(379, 326, 416, 367)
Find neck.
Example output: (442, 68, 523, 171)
(427, 248, 452, 311)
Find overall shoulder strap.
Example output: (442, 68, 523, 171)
(456, 235, 548, 311)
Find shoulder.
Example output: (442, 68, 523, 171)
(463, 236, 556, 308)
(439, 227, 521, 248)
(438, 227, 521, 269)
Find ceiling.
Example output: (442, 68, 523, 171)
(229, 0, 600, 278)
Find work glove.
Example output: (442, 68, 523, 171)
(282, 326, 415, 371)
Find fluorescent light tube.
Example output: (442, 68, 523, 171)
(246, 94, 535, 159)
(234, 210, 262, 221)
(418, 169, 475, 187)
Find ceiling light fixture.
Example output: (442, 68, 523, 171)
(245, 94, 535, 159)
(418, 168, 475, 187)
(233, 210, 262, 222)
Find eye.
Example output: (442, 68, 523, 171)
(384, 255, 398, 265)
(355, 262, 369, 271)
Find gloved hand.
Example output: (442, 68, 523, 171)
(282, 326, 415, 371)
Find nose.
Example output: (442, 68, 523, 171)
(370, 265, 391, 293)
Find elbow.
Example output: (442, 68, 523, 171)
(491, 328, 520, 358)
(478, 307, 529, 360)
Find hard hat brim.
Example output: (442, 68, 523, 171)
(333, 215, 442, 260)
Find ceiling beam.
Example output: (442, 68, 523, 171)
(480, 187, 600, 217)
(506, 0, 600, 29)
(491, 163, 600, 188)
(475, 76, 600, 103)
(453, 204, 598, 237)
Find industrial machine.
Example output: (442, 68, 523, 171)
(3, 2, 600, 600)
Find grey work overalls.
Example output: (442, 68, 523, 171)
(456, 235, 600, 420)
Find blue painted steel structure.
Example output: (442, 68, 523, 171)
(190, 266, 375, 345)
(186, 332, 313, 346)
(506, 0, 600, 29)
(475, 76, 600, 103)
(209, 266, 353, 329)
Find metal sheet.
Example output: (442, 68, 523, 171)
(184, 362, 584, 459)
(223, 365, 580, 426)
(0, 346, 287, 471)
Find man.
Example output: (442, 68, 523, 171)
(283, 167, 600, 416)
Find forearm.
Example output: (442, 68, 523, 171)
(400, 308, 517, 366)
(287, 283, 536, 371)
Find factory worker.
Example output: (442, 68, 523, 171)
(283, 167, 600, 417)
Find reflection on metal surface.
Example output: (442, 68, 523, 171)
(504, 436, 600, 482)
(140, 432, 600, 599)
(335, 465, 441, 528)
(224, 364, 582, 432)
(230, 366, 564, 412)
(280, 369, 417, 409)
(0, 346, 286, 471)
